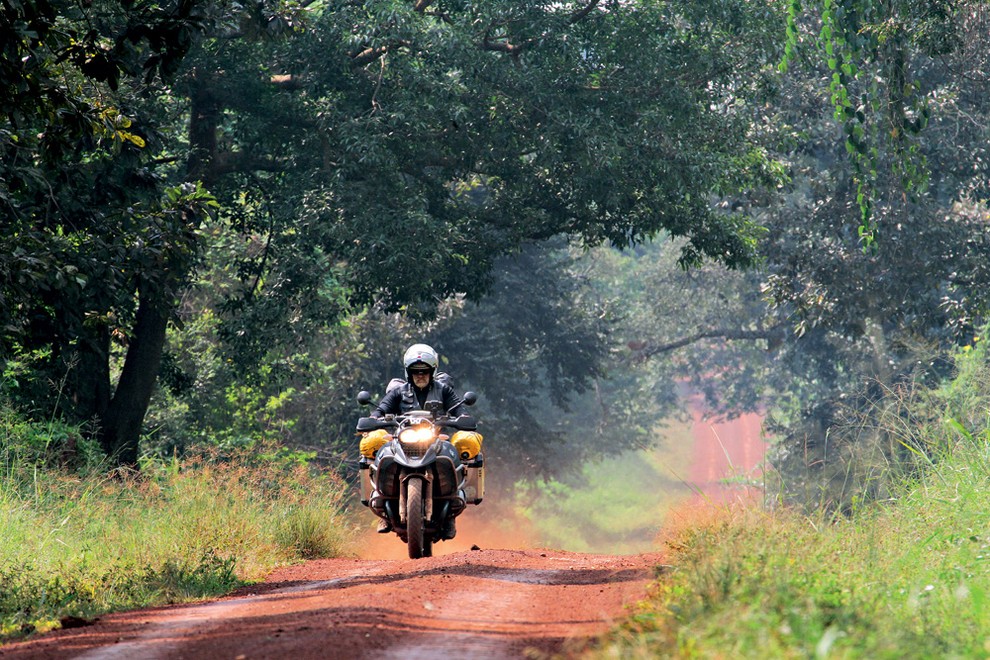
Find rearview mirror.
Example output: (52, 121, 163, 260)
(462, 391, 478, 406)
(357, 391, 372, 406)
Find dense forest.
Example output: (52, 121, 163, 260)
(3, 0, 990, 509)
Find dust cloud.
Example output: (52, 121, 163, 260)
(349, 499, 539, 560)
(348, 407, 766, 559)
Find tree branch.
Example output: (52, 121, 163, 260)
(569, 0, 601, 24)
(637, 324, 788, 360)
(270, 73, 306, 90)
(483, 27, 526, 57)
(351, 40, 411, 66)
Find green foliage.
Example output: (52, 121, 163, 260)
(764, 337, 987, 513)
(782, 0, 981, 245)
(614, 3, 990, 513)
(934, 335, 990, 431)
(0, 412, 104, 471)
(429, 242, 622, 476)
(1, 0, 216, 359)
(202, 0, 786, 350)
(147, 298, 411, 463)
(3, 0, 788, 465)
(587, 239, 772, 418)
(0, 409, 351, 639)
(750, 38, 990, 502)
(0, 551, 238, 638)
(151, 239, 662, 488)
(274, 507, 344, 560)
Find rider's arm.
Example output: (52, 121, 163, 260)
(372, 389, 402, 418)
(441, 384, 464, 417)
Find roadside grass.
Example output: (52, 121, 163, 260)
(595, 403, 990, 654)
(595, 452, 990, 657)
(0, 437, 350, 640)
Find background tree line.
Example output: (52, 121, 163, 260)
(3, 0, 990, 507)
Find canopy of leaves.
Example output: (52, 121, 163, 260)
(185, 0, 787, 366)
(1, 0, 218, 425)
(77, 0, 787, 466)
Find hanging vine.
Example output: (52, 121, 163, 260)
(781, 0, 935, 250)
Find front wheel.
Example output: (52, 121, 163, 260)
(406, 477, 426, 559)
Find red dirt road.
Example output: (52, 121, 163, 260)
(0, 548, 663, 660)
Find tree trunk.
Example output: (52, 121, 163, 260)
(68, 323, 112, 427)
(94, 69, 222, 467)
(99, 286, 170, 466)
(187, 70, 221, 186)
(95, 70, 221, 467)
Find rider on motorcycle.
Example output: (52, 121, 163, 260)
(367, 343, 466, 536)
(371, 344, 465, 419)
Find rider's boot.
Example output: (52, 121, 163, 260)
(441, 516, 456, 540)
(377, 518, 392, 533)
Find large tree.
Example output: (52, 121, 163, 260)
(1, 0, 217, 463)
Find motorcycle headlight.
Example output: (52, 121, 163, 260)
(399, 426, 435, 444)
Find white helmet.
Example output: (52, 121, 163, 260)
(403, 343, 439, 372)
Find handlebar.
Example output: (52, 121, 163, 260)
(356, 413, 478, 433)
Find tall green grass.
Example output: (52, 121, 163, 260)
(598, 474, 990, 657)
(596, 343, 990, 658)
(0, 420, 350, 639)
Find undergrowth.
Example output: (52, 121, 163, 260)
(0, 418, 350, 640)
(595, 340, 990, 657)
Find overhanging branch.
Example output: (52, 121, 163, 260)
(638, 324, 788, 359)
(348, 2, 603, 65)
(351, 40, 411, 66)
(483, 27, 526, 57)
(569, 0, 601, 24)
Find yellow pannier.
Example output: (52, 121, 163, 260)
(359, 429, 391, 458)
(450, 430, 483, 460)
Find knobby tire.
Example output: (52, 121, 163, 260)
(407, 477, 426, 559)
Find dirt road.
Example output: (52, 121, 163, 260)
(0, 547, 663, 660)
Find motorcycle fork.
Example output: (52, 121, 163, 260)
(399, 471, 434, 524)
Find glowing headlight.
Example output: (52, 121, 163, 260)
(399, 426, 435, 444)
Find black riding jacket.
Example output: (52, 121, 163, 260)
(372, 378, 464, 418)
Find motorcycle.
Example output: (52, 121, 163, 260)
(355, 390, 483, 559)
